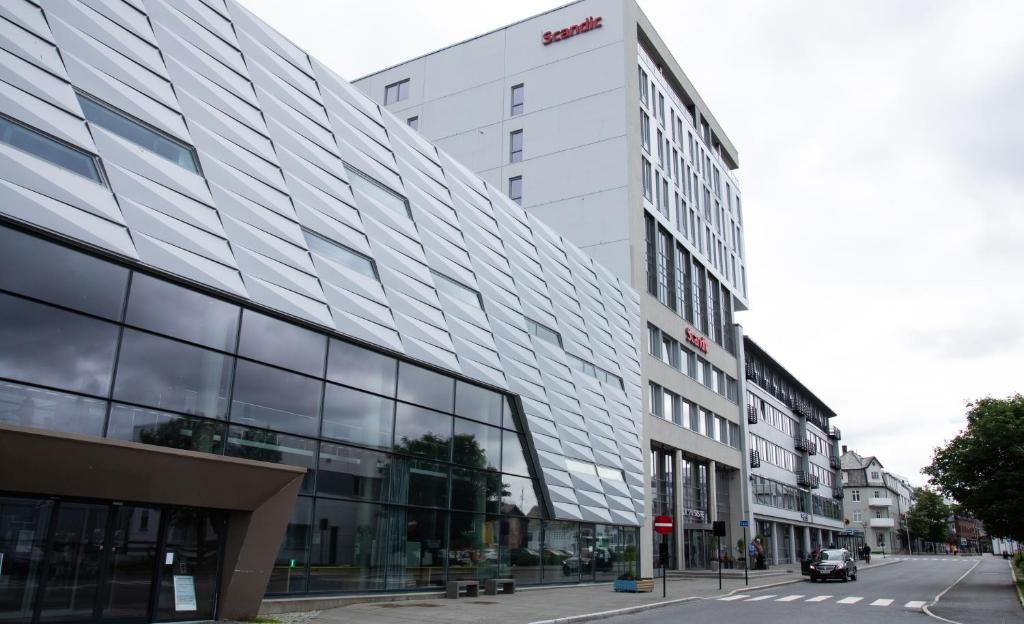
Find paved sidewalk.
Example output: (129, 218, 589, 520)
(285, 560, 899, 624)
(928, 555, 1024, 623)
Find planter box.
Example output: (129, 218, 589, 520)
(613, 578, 655, 593)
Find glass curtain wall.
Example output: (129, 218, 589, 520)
(0, 223, 640, 594)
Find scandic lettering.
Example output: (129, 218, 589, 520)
(542, 16, 602, 45)
(685, 328, 708, 353)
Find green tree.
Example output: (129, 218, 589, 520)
(905, 488, 951, 543)
(923, 395, 1024, 542)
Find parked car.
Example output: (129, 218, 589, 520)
(808, 549, 858, 583)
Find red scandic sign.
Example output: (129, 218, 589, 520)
(685, 328, 708, 354)
(542, 16, 602, 45)
(654, 515, 673, 535)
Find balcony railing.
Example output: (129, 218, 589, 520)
(832, 488, 844, 500)
(794, 437, 814, 453)
(747, 405, 758, 425)
(796, 471, 819, 488)
(829, 456, 841, 470)
(869, 497, 893, 507)
(828, 425, 841, 440)
(869, 517, 895, 528)
(750, 450, 761, 468)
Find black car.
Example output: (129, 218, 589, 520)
(808, 549, 858, 583)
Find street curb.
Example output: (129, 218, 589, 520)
(529, 560, 903, 624)
(921, 558, 982, 624)
(1010, 560, 1024, 610)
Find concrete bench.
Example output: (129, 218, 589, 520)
(446, 580, 479, 599)
(484, 578, 515, 595)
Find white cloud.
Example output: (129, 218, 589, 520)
(237, 0, 1024, 483)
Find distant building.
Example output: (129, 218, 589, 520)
(953, 515, 987, 553)
(840, 449, 914, 553)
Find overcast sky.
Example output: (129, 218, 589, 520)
(238, 0, 1023, 484)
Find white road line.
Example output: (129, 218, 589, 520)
(718, 595, 748, 601)
(837, 596, 864, 604)
(905, 601, 927, 608)
(871, 599, 894, 606)
(744, 595, 777, 602)
(776, 595, 804, 602)
(806, 595, 832, 602)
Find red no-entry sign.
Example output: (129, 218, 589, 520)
(654, 514, 673, 534)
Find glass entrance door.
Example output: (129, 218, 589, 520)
(100, 505, 160, 622)
(154, 508, 224, 621)
(0, 497, 53, 623)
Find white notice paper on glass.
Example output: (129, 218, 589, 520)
(173, 575, 197, 611)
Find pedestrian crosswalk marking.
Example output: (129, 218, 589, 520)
(905, 601, 927, 608)
(718, 595, 748, 601)
(870, 599, 893, 606)
(776, 595, 803, 602)
(837, 596, 863, 604)
(744, 595, 777, 601)
(805, 595, 831, 602)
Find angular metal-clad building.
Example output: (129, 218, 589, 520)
(0, 0, 644, 620)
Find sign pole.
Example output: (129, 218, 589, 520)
(663, 555, 666, 598)
(743, 525, 749, 586)
(654, 515, 674, 599)
(718, 539, 722, 590)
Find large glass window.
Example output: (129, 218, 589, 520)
(113, 330, 233, 420)
(388, 457, 449, 508)
(327, 339, 396, 397)
(447, 513, 500, 581)
(501, 431, 531, 477)
(317, 443, 388, 501)
(230, 360, 322, 437)
(451, 468, 500, 514)
(0, 226, 127, 319)
(505, 517, 542, 585)
(76, 93, 199, 172)
(125, 274, 239, 351)
(393, 403, 451, 462)
(397, 363, 454, 413)
(107, 404, 225, 454)
(0, 293, 119, 396)
(0, 380, 106, 436)
(226, 426, 317, 493)
(321, 384, 394, 449)
(453, 417, 500, 470)
(454, 381, 503, 426)
(308, 499, 387, 593)
(266, 497, 312, 594)
(541, 520, 579, 584)
(238, 310, 326, 377)
(501, 475, 541, 517)
(385, 507, 446, 589)
(0, 114, 102, 182)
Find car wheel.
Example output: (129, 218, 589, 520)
(841, 571, 849, 583)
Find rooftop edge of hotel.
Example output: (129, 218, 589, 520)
(349, 0, 740, 169)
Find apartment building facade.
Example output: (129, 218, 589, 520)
(354, 0, 749, 575)
(743, 338, 844, 563)
(840, 450, 914, 553)
(0, 0, 646, 619)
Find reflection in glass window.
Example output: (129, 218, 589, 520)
(321, 384, 394, 449)
(344, 164, 411, 218)
(565, 458, 597, 476)
(107, 404, 225, 454)
(541, 520, 579, 584)
(309, 499, 388, 592)
(501, 474, 541, 517)
(0, 293, 119, 396)
(393, 403, 451, 462)
(230, 360, 322, 437)
(454, 381, 502, 427)
(226, 426, 316, 493)
(431, 271, 483, 309)
(267, 497, 312, 594)
(238, 310, 327, 377)
(126, 274, 239, 351)
(385, 507, 446, 589)
(0, 380, 106, 436)
(327, 339, 396, 397)
(0, 226, 128, 319)
(113, 330, 233, 420)
(397, 362, 454, 413)
(525, 317, 562, 347)
(502, 398, 519, 432)
(451, 468, 501, 514)
(596, 465, 624, 481)
(505, 517, 542, 585)
(447, 513, 500, 581)
(317, 443, 388, 501)
(501, 431, 531, 477)
(388, 456, 449, 508)
(77, 93, 199, 172)
(0, 114, 102, 182)
(302, 228, 377, 280)
(453, 417, 500, 470)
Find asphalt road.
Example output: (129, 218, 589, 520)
(602, 555, 1023, 624)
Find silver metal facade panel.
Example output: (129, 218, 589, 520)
(0, 0, 644, 526)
